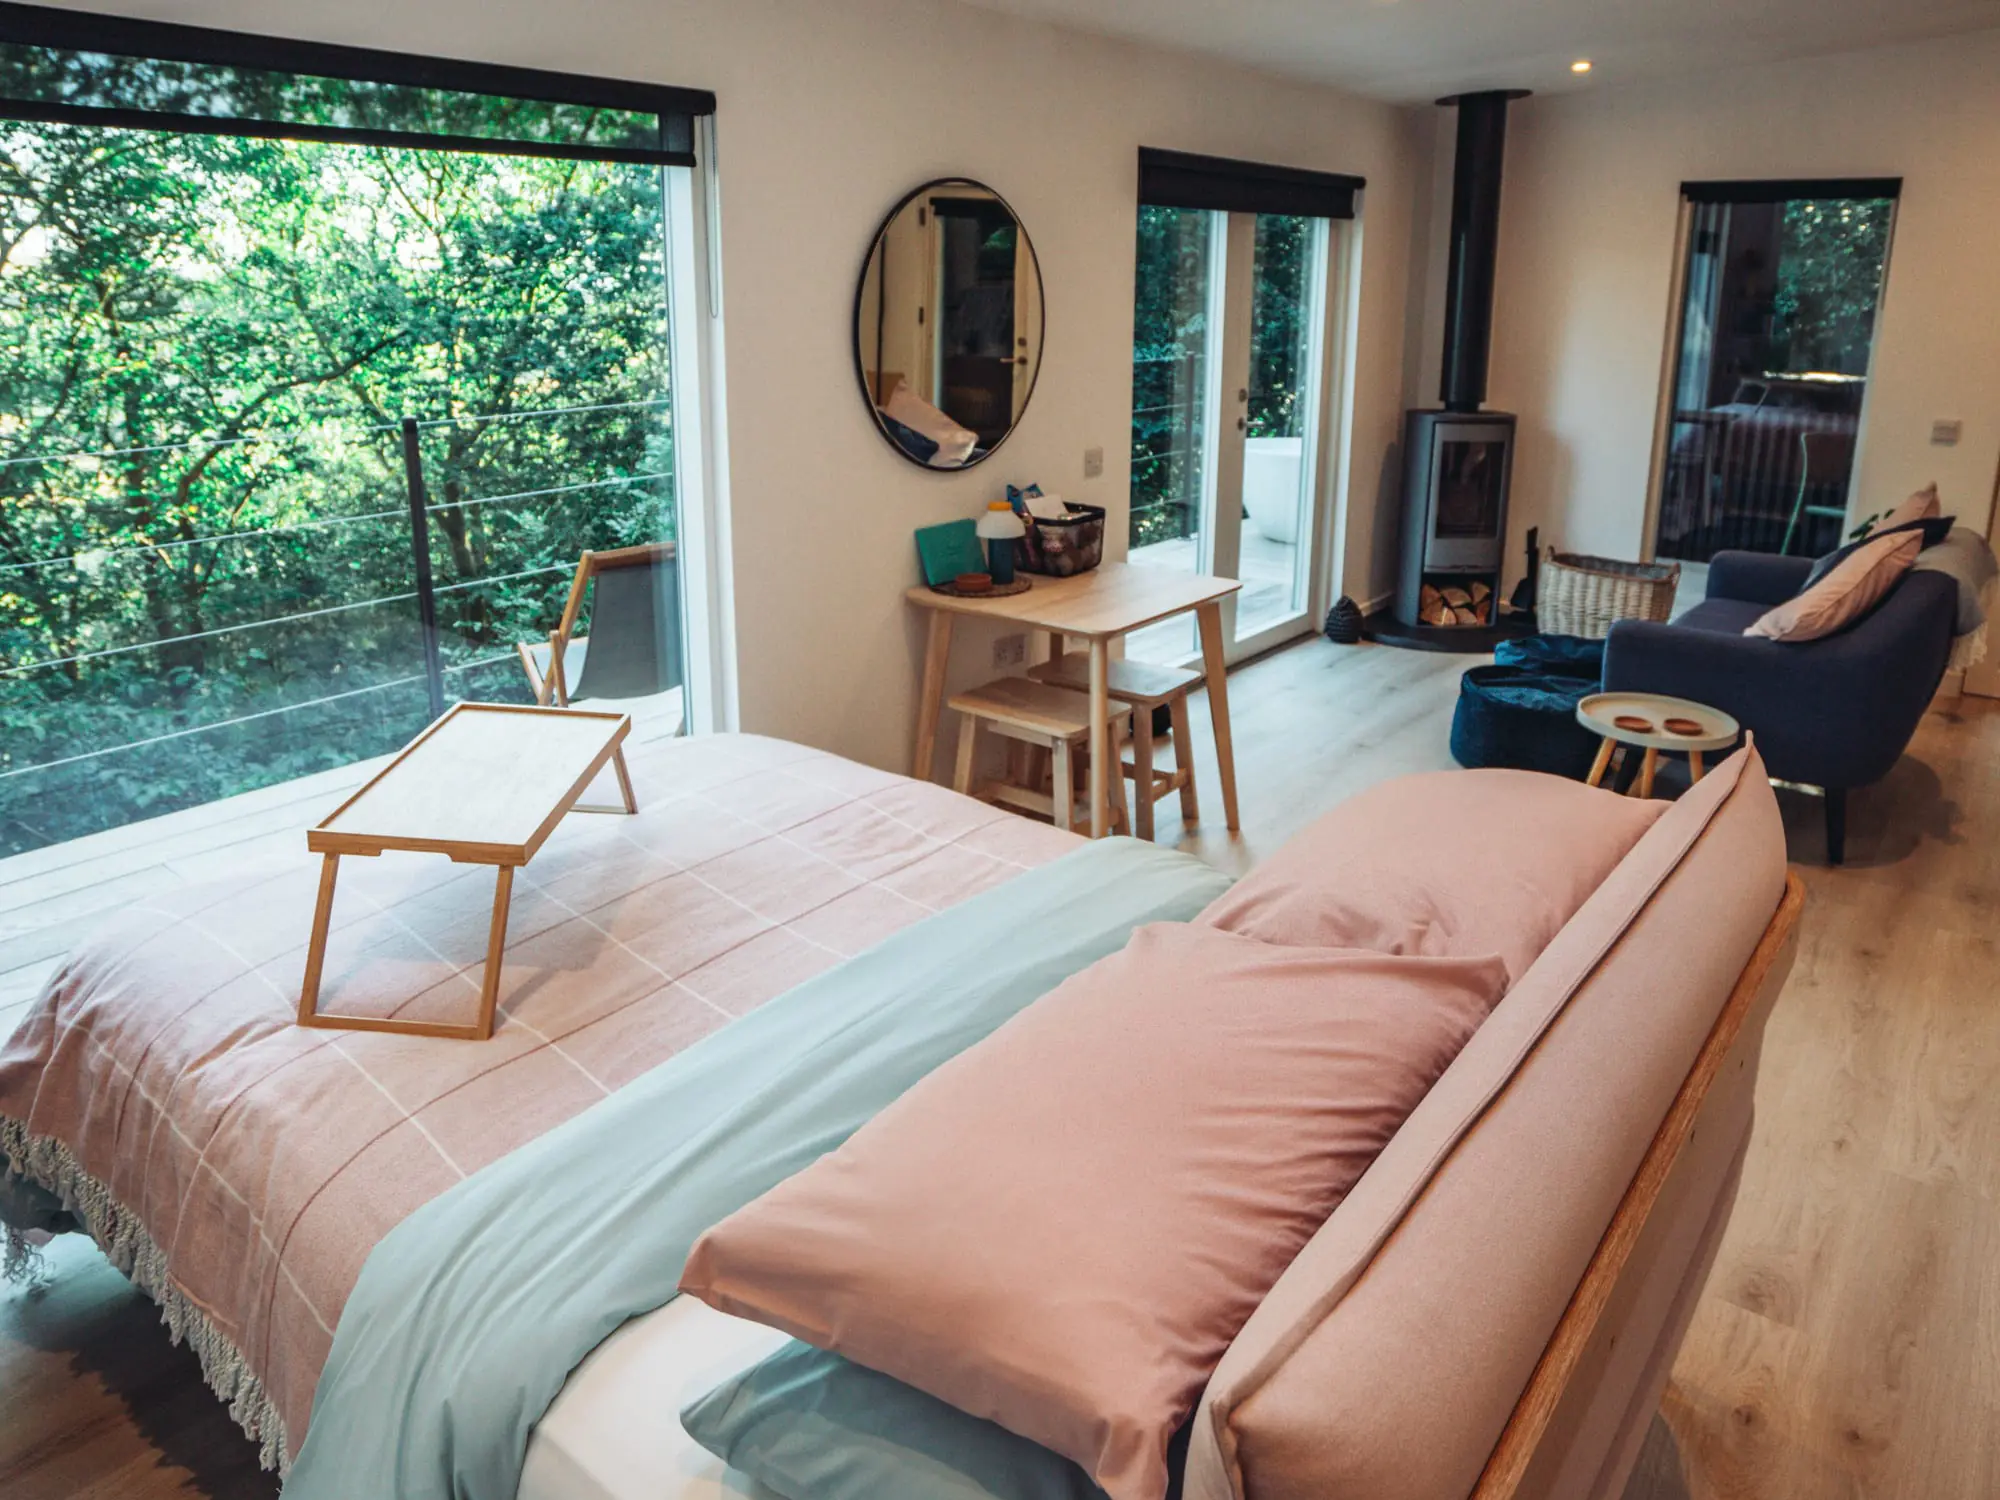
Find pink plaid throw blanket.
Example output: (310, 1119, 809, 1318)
(0, 733, 1077, 1468)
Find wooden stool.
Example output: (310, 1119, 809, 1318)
(948, 677, 1132, 836)
(1031, 652, 1201, 840)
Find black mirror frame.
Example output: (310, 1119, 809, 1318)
(851, 177, 1045, 473)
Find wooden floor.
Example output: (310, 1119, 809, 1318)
(3, 643, 1997, 1498)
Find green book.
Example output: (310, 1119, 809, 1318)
(914, 519, 986, 586)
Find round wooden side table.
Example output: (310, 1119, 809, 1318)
(1576, 692, 1740, 798)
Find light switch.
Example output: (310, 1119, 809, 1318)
(1931, 419, 1962, 446)
(1083, 446, 1104, 479)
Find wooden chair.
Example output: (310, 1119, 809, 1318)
(947, 677, 1132, 836)
(516, 543, 680, 810)
(1030, 651, 1201, 841)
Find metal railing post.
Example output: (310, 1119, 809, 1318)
(400, 417, 447, 719)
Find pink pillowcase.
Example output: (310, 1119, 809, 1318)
(1195, 769, 1667, 985)
(1745, 528, 1922, 643)
(1877, 481, 1941, 532)
(679, 924, 1509, 1500)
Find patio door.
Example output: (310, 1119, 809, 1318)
(1127, 205, 1333, 665)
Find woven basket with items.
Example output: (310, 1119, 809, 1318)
(1535, 549, 1680, 639)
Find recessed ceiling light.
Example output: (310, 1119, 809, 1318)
(1571, 59, 1592, 74)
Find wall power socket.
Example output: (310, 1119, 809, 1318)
(993, 633, 1026, 669)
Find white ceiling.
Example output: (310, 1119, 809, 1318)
(958, 0, 2000, 103)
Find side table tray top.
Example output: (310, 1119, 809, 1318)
(299, 702, 634, 1041)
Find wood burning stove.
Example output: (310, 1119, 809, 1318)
(1394, 89, 1527, 635)
(1398, 411, 1513, 627)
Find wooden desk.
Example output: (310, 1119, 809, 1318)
(905, 563, 1242, 839)
(300, 702, 634, 1040)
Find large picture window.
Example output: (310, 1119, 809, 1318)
(0, 6, 714, 855)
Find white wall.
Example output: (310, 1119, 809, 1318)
(47, 0, 1423, 773)
(1415, 29, 2000, 594)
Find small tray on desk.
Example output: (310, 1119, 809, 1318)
(931, 577, 1032, 599)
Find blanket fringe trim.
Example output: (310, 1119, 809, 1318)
(0, 1114, 291, 1473)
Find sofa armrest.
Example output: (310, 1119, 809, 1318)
(1705, 551, 1812, 606)
(1603, 619, 1787, 715)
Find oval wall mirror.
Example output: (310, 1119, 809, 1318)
(854, 178, 1044, 470)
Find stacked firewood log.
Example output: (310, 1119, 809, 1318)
(1417, 579, 1493, 628)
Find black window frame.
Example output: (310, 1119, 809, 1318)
(1138, 147, 1364, 220)
(0, 0, 715, 166)
(1681, 177, 1901, 205)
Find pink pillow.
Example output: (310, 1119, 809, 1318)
(1876, 481, 1941, 532)
(1745, 528, 1921, 643)
(679, 924, 1508, 1500)
(1196, 769, 1667, 985)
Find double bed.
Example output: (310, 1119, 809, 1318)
(1, 728, 1803, 1500)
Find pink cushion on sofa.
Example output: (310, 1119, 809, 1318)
(1744, 527, 1922, 643)
(1877, 481, 1941, 532)
(678, 924, 1509, 1500)
(1194, 770, 1667, 985)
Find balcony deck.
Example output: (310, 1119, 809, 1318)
(0, 690, 684, 1044)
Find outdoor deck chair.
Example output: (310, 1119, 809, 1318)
(1782, 430, 1852, 556)
(517, 542, 683, 805)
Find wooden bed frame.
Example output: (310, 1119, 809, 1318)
(1473, 870, 1807, 1499)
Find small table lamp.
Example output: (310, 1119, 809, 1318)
(976, 500, 1027, 585)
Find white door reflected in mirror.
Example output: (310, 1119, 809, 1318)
(854, 179, 1045, 471)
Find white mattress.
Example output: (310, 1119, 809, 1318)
(520, 1297, 792, 1500)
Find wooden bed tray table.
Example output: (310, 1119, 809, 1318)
(298, 702, 635, 1041)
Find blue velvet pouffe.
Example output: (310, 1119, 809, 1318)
(1449, 635, 1606, 780)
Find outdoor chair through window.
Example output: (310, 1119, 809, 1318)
(517, 543, 684, 800)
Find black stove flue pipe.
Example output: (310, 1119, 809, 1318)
(1437, 88, 1528, 414)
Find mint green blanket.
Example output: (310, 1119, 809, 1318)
(283, 839, 1231, 1500)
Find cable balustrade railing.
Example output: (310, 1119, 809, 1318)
(0, 397, 680, 856)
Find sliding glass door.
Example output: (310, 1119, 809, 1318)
(1126, 206, 1332, 664)
(1653, 183, 1897, 562)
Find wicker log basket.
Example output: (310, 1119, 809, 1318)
(1536, 549, 1681, 639)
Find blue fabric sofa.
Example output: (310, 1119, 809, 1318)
(1603, 550, 1958, 863)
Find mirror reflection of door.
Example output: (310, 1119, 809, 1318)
(1127, 206, 1334, 664)
(933, 195, 1020, 449)
(854, 179, 1044, 470)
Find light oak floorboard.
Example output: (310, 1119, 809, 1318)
(1, 643, 1995, 1498)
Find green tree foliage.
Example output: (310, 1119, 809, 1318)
(1129, 205, 1211, 550)
(1771, 197, 1893, 374)
(1127, 210, 1313, 551)
(0, 113, 674, 854)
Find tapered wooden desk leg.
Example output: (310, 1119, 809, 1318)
(474, 865, 517, 1040)
(1586, 738, 1616, 788)
(1087, 638, 1111, 839)
(912, 611, 954, 781)
(1195, 602, 1240, 831)
(297, 853, 342, 1025)
(1688, 749, 1705, 782)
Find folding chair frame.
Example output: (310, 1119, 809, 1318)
(515, 542, 675, 813)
